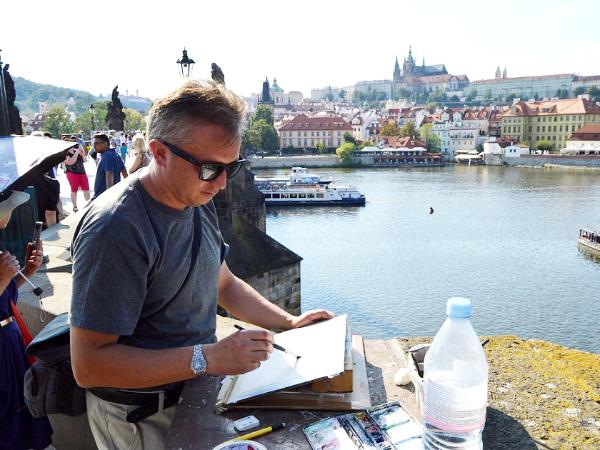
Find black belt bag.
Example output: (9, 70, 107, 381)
(89, 384, 183, 423)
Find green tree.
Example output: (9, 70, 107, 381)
(254, 105, 274, 125)
(72, 101, 109, 136)
(573, 86, 586, 96)
(419, 123, 441, 152)
(505, 93, 518, 103)
(124, 108, 146, 132)
(335, 142, 356, 165)
(476, 143, 484, 152)
(466, 89, 478, 101)
(535, 140, 554, 152)
(399, 121, 418, 138)
(485, 89, 493, 102)
(343, 132, 357, 144)
(338, 90, 347, 101)
(43, 106, 73, 137)
(315, 142, 328, 154)
(588, 86, 600, 102)
(381, 122, 400, 136)
(253, 119, 279, 151)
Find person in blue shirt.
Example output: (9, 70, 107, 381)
(92, 133, 128, 198)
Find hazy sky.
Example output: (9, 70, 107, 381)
(2, 0, 599, 100)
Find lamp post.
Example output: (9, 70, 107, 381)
(0, 50, 11, 136)
(89, 104, 95, 137)
(176, 48, 195, 77)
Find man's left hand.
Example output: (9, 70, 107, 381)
(24, 241, 43, 277)
(289, 309, 335, 329)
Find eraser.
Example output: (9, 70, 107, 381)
(233, 415, 260, 432)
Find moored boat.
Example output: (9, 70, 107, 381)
(256, 181, 365, 206)
(578, 228, 600, 257)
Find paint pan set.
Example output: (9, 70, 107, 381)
(304, 401, 423, 449)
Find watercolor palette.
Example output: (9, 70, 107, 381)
(304, 402, 422, 449)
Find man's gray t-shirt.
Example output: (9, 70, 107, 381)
(70, 174, 227, 349)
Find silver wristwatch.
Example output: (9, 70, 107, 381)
(190, 344, 207, 375)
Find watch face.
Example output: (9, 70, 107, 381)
(192, 345, 207, 374)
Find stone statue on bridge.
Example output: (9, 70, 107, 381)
(106, 85, 126, 131)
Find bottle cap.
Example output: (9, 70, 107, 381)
(446, 297, 471, 318)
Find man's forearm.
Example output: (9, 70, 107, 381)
(218, 274, 295, 330)
(106, 172, 114, 188)
(72, 340, 195, 389)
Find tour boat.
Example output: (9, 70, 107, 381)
(254, 170, 365, 206)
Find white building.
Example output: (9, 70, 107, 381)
(351, 110, 380, 142)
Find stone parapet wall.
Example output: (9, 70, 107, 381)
(506, 154, 600, 168)
(248, 155, 340, 169)
(246, 264, 301, 315)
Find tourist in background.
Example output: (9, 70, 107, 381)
(128, 133, 150, 174)
(119, 141, 128, 163)
(64, 141, 90, 213)
(92, 133, 128, 199)
(0, 190, 53, 450)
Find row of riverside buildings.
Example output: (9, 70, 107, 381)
(266, 96, 600, 160)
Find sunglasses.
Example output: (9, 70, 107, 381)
(161, 141, 245, 181)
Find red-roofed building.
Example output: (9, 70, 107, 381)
(278, 113, 352, 149)
(562, 124, 600, 155)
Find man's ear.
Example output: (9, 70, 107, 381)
(148, 140, 168, 167)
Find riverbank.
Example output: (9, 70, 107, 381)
(249, 154, 600, 171)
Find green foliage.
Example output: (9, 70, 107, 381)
(242, 106, 279, 153)
(315, 142, 328, 154)
(254, 105, 274, 125)
(124, 109, 146, 132)
(338, 89, 347, 101)
(536, 140, 554, 152)
(381, 122, 400, 136)
(476, 143, 484, 152)
(573, 86, 586, 96)
(427, 88, 447, 103)
(449, 95, 460, 102)
(466, 89, 478, 101)
(419, 123, 441, 152)
(43, 106, 73, 137)
(555, 89, 570, 99)
(588, 86, 600, 102)
(73, 101, 109, 137)
(505, 93, 518, 103)
(335, 142, 356, 165)
(399, 121, 418, 138)
(485, 89, 493, 101)
(343, 132, 357, 144)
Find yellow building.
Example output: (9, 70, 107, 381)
(500, 98, 600, 150)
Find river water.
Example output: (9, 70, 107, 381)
(256, 165, 600, 354)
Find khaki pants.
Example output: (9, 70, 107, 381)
(86, 391, 176, 450)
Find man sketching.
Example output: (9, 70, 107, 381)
(69, 80, 333, 449)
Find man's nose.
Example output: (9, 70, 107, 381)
(214, 170, 228, 191)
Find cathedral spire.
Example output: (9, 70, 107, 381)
(502, 66, 507, 79)
(393, 56, 401, 83)
(495, 66, 501, 79)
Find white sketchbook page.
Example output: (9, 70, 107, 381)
(227, 315, 347, 403)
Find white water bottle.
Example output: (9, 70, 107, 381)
(423, 297, 488, 449)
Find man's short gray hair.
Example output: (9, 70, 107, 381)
(147, 79, 246, 147)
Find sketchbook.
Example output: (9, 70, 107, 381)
(217, 315, 348, 407)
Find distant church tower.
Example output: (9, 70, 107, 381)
(403, 46, 416, 79)
(502, 66, 507, 79)
(258, 77, 274, 109)
(495, 66, 501, 79)
(393, 57, 401, 83)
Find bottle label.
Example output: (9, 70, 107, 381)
(423, 379, 487, 432)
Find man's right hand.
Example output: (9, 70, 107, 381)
(0, 251, 20, 289)
(202, 328, 274, 375)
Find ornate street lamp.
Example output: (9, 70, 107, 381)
(0, 50, 11, 136)
(89, 104, 95, 136)
(177, 48, 195, 77)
